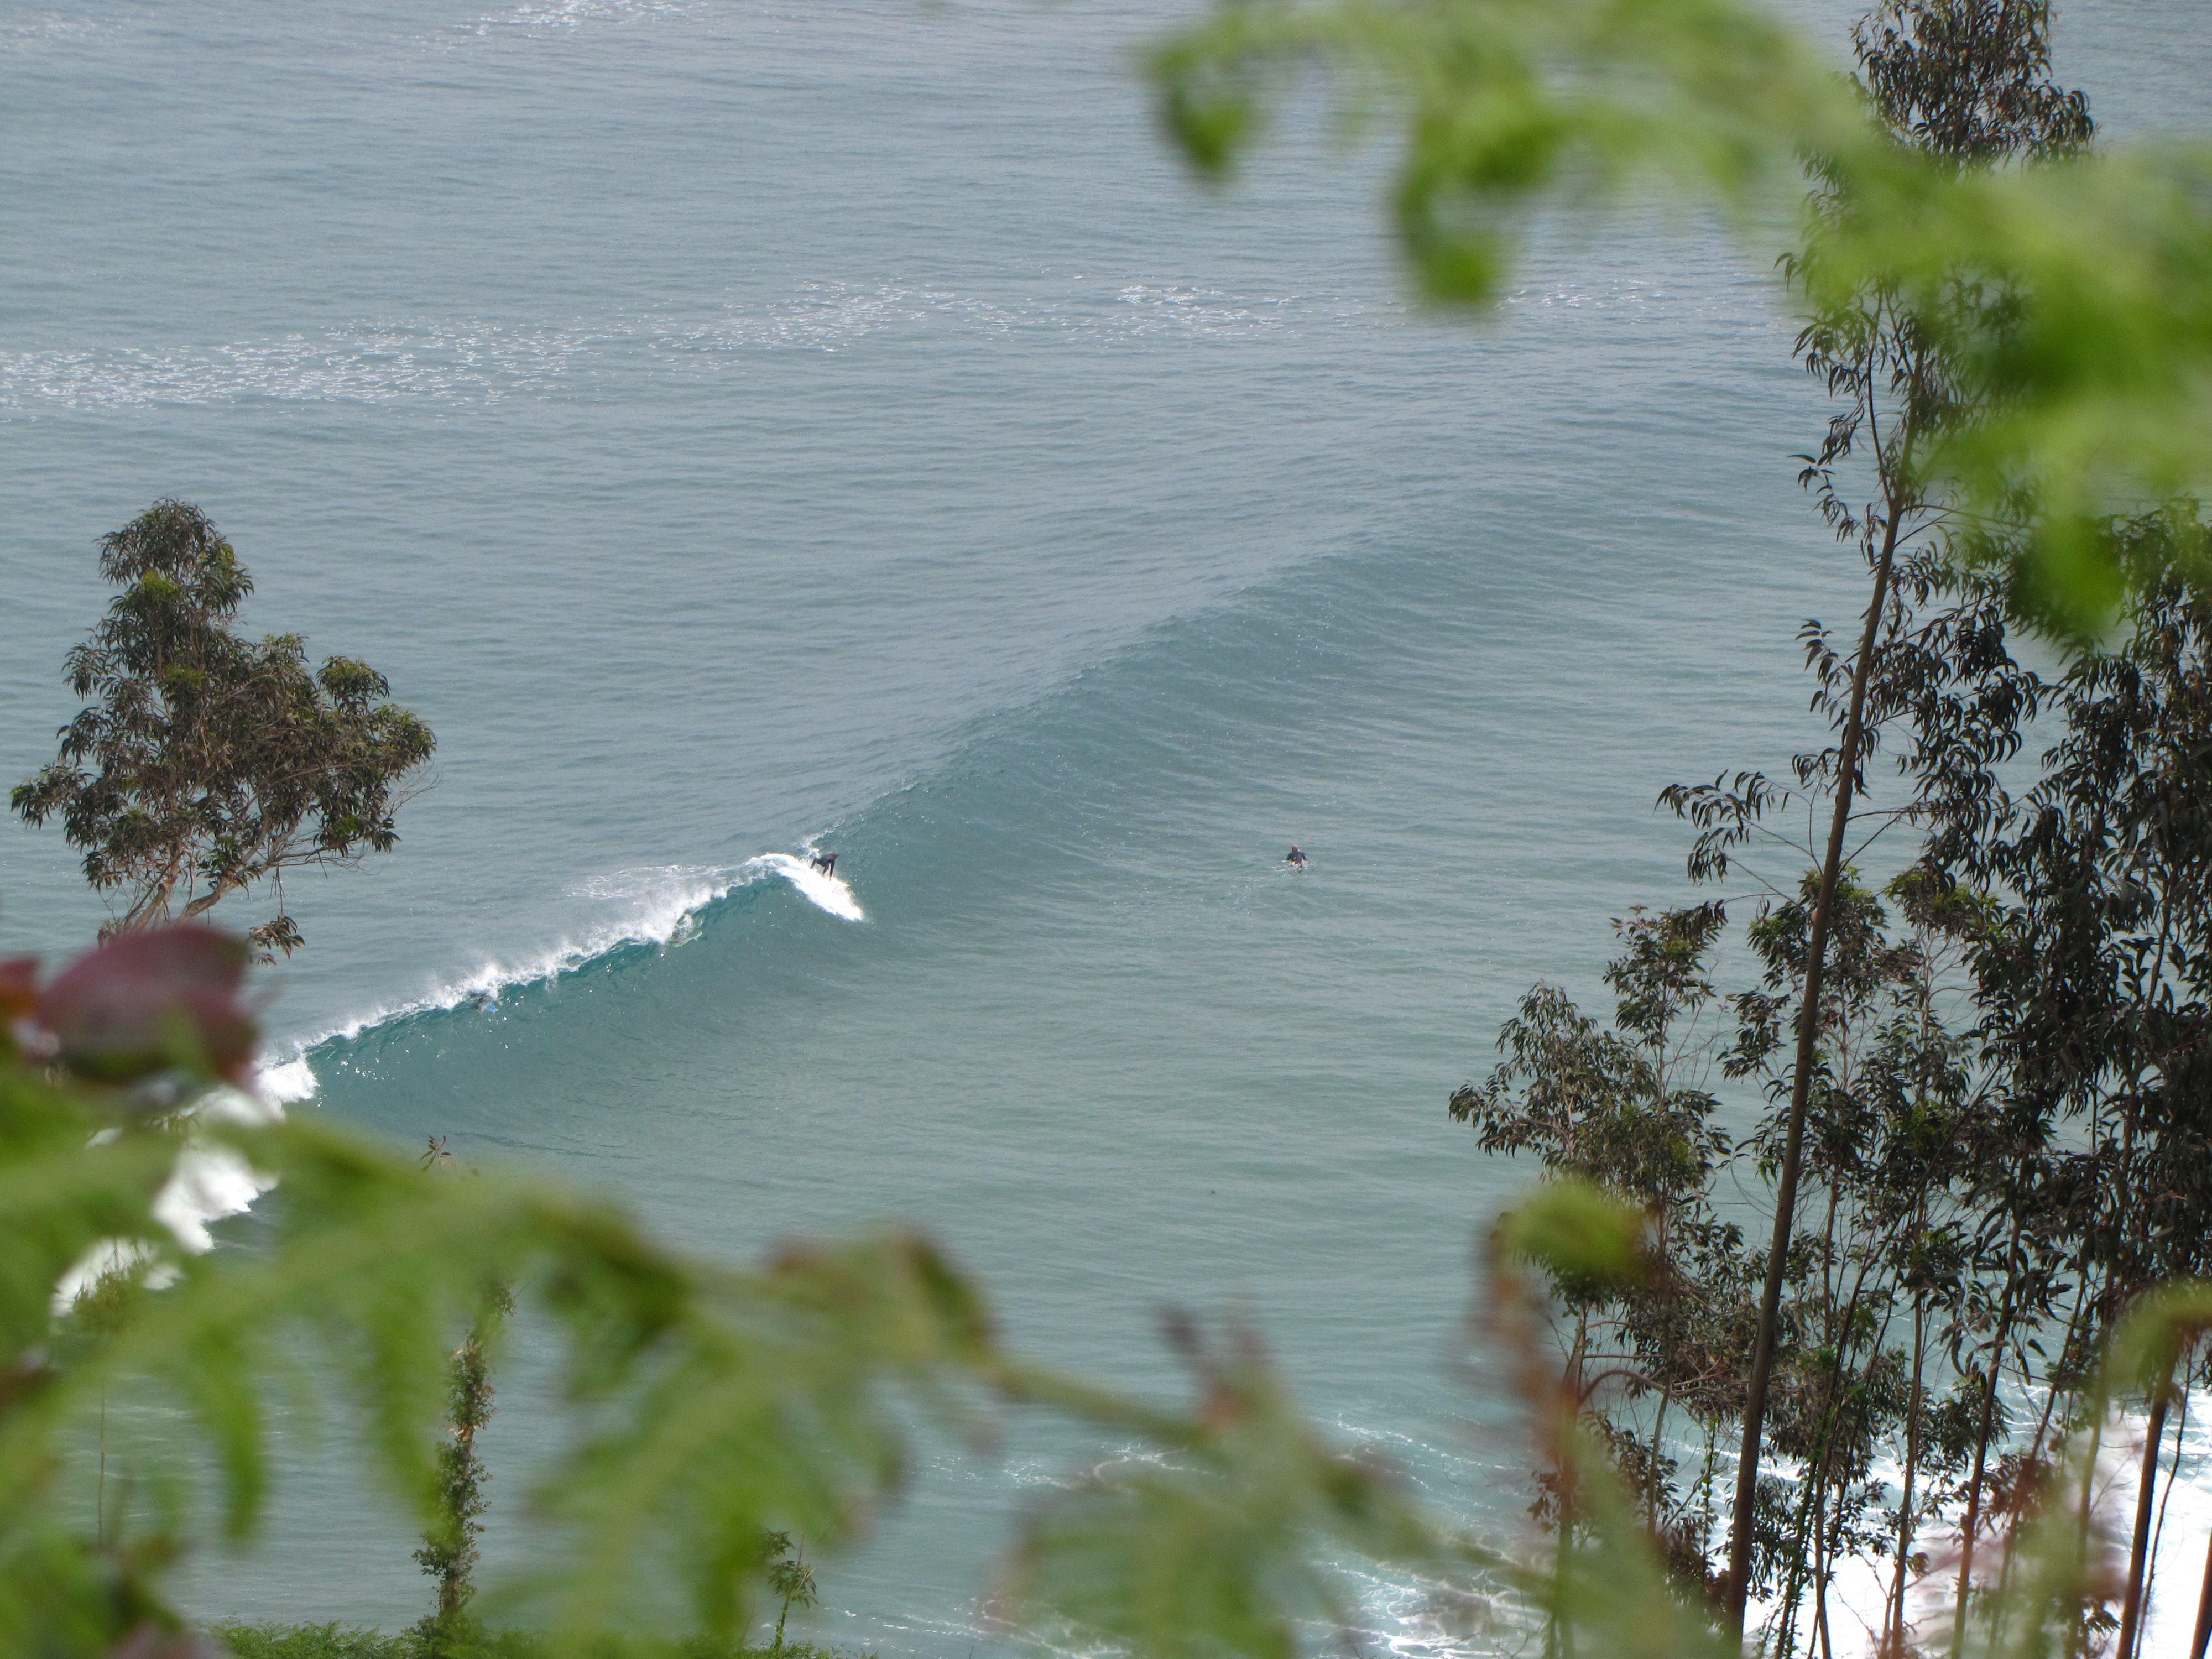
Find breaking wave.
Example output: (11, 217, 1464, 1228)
(260, 849, 860, 1102)
(57, 849, 862, 1307)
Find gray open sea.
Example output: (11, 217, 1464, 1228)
(3, 0, 2206, 1651)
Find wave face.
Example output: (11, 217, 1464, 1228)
(4, 0, 2203, 1652)
(264, 855, 859, 1064)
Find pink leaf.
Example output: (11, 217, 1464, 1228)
(35, 926, 255, 1085)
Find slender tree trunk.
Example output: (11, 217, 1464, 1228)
(2190, 1518, 2212, 1659)
(2116, 1381, 2174, 1659)
(1885, 963, 1939, 1658)
(2077, 1413, 2104, 1561)
(1804, 1251, 1878, 1659)
(1775, 1463, 1824, 1659)
(1885, 1297, 1927, 1655)
(1991, 1271, 2095, 1640)
(1952, 1219, 2025, 1655)
(1723, 510, 1904, 1638)
(2147, 1389, 2190, 1646)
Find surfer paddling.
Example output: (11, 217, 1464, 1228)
(1285, 845, 1308, 869)
(810, 851, 838, 878)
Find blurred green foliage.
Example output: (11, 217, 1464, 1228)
(1494, 1181, 1651, 1300)
(0, 927, 1003, 1652)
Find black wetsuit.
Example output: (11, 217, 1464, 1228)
(1286, 848, 1307, 868)
(813, 853, 837, 877)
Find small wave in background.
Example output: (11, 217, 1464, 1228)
(0, 285, 1363, 415)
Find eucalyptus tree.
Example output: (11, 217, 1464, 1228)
(1882, 511, 2212, 1656)
(1629, 497, 2212, 1656)
(1462, 863, 1999, 1652)
(1542, 0, 2091, 1627)
(1454, 904, 1751, 1608)
(1704, 864, 2004, 1655)
(12, 500, 435, 957)
(1670, 6, 2095, 1629)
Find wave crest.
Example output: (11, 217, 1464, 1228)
(263, 849, 862, 1100)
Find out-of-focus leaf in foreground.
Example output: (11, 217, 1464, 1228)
(33, 925, 254, 1086)
(1004, 1314, 1484, 1659)
(527, 1229, 1004, 1640)
(1000, 1183, 1725, 1659)
(1148, 0, 1867, 302)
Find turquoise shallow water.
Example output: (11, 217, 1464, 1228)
(2, 0, 2205, 1650)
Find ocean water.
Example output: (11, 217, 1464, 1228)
(2, 0, 2206, 1651)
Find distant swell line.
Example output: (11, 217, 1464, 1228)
(0, 285, 1350, 413)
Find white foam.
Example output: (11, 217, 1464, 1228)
(750, 852, 865, 921)
(266, 847, 860, 1066)
(53, 1085, 283, 1311)
(254, 1056, 321, 1104)
(151, 1141, 275, 1253)
(455, 0, 702, 34)
(570, 860, 750, 940)
(53, 854, 771, 1309)
(1689, 1390, 2212, 1657)
(95, 844, 865, 1312)
(0, 321, 594, 413)
(1108, 284, 1295, 337)
(263, 861, 745, 1053)
(1, 12, 112, 51)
